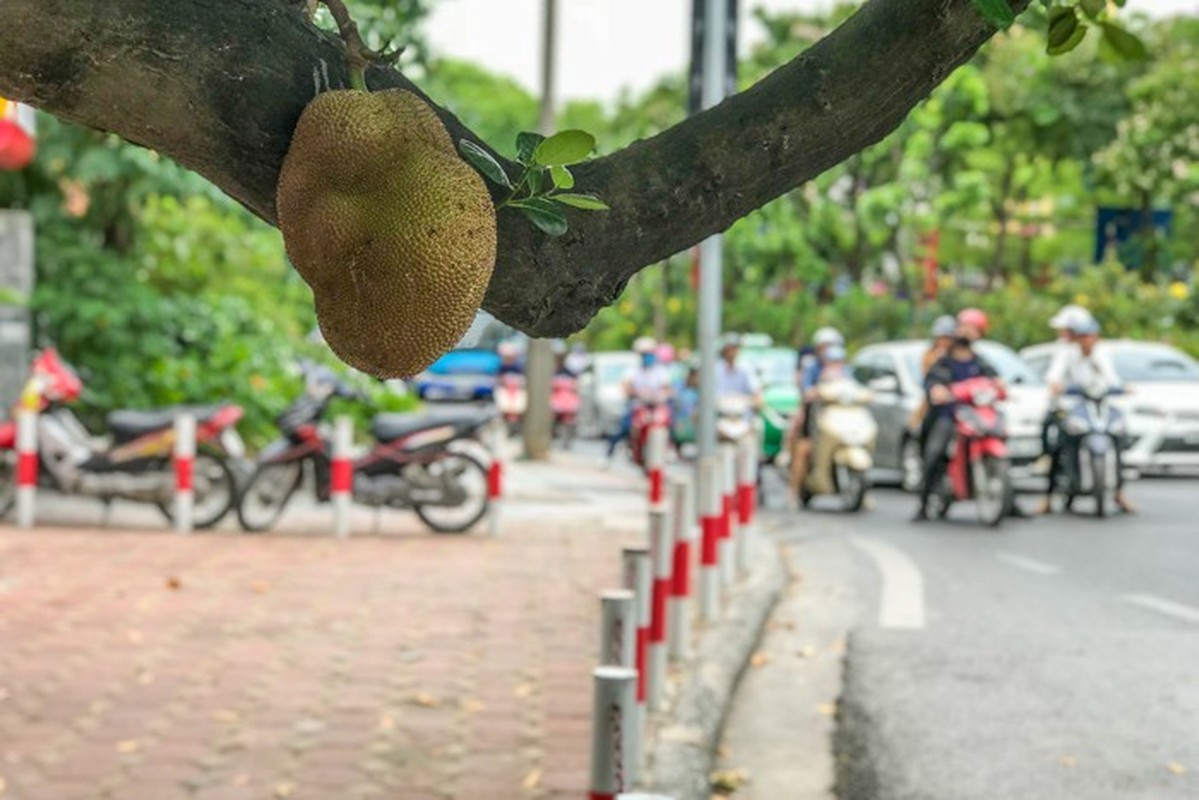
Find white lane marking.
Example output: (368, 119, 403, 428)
(850, 537, 925, 630)
(995, 552, 1061, 576)
(1121, 594, 1199, 625)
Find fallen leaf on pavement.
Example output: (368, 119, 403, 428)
(522, 769, 542, 789)
(115, 739, 140, 754)
(716, 744, 733, 759)
(412, 693, 441, 708)
(829, 638, 846, 655)
(1059, 755, 1078, 768)
(514, 683, 535, 698)
(165, 576, 182, 590)
(378, 714, 395, 730)
(274, 781, 295, 798)
(1166, 762, 1187, 775)
(709, 767, 749, 793)
(212, 709, 240, 723)
(797, 646, 817, 659)
(459, 699, 486, 713)
(749, 652, 770, 668)
(817, 703, 837, 717)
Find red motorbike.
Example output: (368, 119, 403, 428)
(495, 373, 527, 435)
(551, 374, 581, 448)
(629, 391, 672, 469)
(0, 349, 244, 527)
(928, 376, 1012, 527)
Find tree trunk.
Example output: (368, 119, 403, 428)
(986, 160, 1015, 290)
(1138, 189, 1158, 283)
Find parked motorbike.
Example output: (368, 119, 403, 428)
(236, 362, 495, 534)
(927, 376, 1011, 527)
(629, 391, 672, 469)
(551, 374, 580, 448)
(495, 373, 527, 434)
(1058, 383, 1126, 518)
(799, 378, 877, 512)
(0, 349, 244, 527)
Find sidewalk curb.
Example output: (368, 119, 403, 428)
(647, 523, 790, 800)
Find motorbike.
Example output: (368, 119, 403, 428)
(927, 376, 1011, 527)
(1058, 383, 1126, 518)
(495, 372, 527, 434)
(236, 362, 495, 534)
(0, 349, 244, 527)
(551, 374, 581, 448)
(716, 395, 754, 443)
(629, 391, 672, 469)
(799, 378, 877, 512)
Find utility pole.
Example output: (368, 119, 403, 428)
(523, 0, 558, 460)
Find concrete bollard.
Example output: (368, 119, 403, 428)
(487, 420, 505, 537)
(600, 590, 637, 669)
(15, 408, 37, 529)
(646, 424, 667, 507)
(621, 546, 651, 785)
(589, 666, 638, 800)
(172, 413, 195, 534)
(331, 415, 353, 538)
(719, 443, 738, 587)
(667, 475, 695, 661)
(697, 456, 721, 622)
(647, 505, 673, 711)
(736, 434, 759, 575)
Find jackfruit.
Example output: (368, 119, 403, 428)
(276, 88, 497, 378)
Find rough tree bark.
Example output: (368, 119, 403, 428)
(0, 0, 1024, 336)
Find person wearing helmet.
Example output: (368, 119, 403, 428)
(912, 313, 1001, 521)
(497, 340, 523, 376)
(788, 327, 846, 502)
(1039, 315, 1134, 514)
(1036, 304, 1092, 502)
(717, 334, 762, 409)
(606, 337, 673, 460)
(908, 314, 964, 452)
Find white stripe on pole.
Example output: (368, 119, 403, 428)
(668, 475, 695, 661)
(15, 409, 37, 529)
(589, 666, 637, 800)
(621, 546, 651, 787)
(331, 415, 353, 538)
(172, 413, 196, 534)
(487, 420, 505, 537)
(736, 433, 758, 575)
(647, 505, 673, 711)
(600, 589, 637, 669)
(698, 456, 721, 622)
(719, 443, 737, 587)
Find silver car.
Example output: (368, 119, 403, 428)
(851, 340, 1049, 490)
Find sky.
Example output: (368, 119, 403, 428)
(425, 0, 1198, 104)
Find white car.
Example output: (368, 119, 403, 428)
(1021, 339, 1199, 474)
(578, 351, 639, 438)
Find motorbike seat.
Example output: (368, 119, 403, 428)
(107, 405, 222, 438)
(371, 408, 495, 442)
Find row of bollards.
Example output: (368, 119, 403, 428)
(590, 427, 760, 798)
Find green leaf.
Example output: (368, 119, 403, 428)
(1100, 22, 1148, 60)
(968, 0, 1015, 28)
(526, 166, 546, 195)
(1046, 7, 1085, 55)
(458, 139, 512, 189)
(533, 129, 596, 166)
(1079, 0, 1105, 18)
(553, 193, 610, 211)
(515, 132, 545, 165)
(511, 198, 568, 236)
(550, 165, 575, 190)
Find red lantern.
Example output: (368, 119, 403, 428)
(0, 99, 36, 171)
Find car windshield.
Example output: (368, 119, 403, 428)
(739, 348, 796, 388)
(1110, 345, 1199, 382)
(899, 341, 1043, 385)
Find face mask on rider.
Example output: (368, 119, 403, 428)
(641, 354, 657, 368)
(953, 336, 973, 349)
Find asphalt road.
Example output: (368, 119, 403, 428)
(743, 475, 1199, 799)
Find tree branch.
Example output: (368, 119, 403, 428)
(0, 0, 1022, 336)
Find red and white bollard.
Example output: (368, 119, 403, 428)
(172, 413, 195, 534)
(589, 665, 637, 800)
(668, 475, 696, 661)
(719, 443, 738, 587)
(736, 434, 759, 575)
(487, 420, 505, 537)
(697, 456, 722, 622)
(599, 589, 637, 669)
(331, 415, 353, 538)
(621, 546, 651, 784)
(647, 505, 673, 711)
(645, 424, 668, 508)
(15, 408, 38, 529)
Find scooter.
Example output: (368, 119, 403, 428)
(551, 374, 581, 448)
(0, 349, 244, 527)
(928, 376, 1011, 527)
(236, 362, 495, 534)
(495, 373, 527, 435)
(716, 395, 754, 443)
(1058, 383, 1126, 518)
(799, 378, 877, 512)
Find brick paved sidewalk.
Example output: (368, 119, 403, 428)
(0, 459, 646, 800)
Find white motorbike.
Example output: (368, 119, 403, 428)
(716, 395, 754, 443)
(1059, 382, 1127, 518)
(800, 378, 877, 512)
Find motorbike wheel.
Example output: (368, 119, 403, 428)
(838, 466, 868, 513)
(976, 456, 1010, 528)
(555, 420, 576, 451)
(237, 461, 303, 532)
(1092, 451, 1114, 519)
(901, 437, 923, 493)
(415, 453, 490, 534)
(0, 450, 14, 518)
(155, 452, 237, 529)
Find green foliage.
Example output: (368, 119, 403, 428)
(419, 58, 538, 157)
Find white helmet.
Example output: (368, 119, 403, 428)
(633, 336, 657, 355)
(1049, 304, 1090, 331)
(813, 327, 844, 347)
(497, 341, 519, 359)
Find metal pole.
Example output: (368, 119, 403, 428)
(523, 0, 559, 461)
(696, 0, 728, 460)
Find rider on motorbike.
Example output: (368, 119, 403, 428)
(913, 308, 1001, 522)
(788, 327, 845, 501)
(1041, 315, 1135, 514)
(606, 337, 673, 460)
(1033, 304, 1091, 513)
(498, 341, 523, 376)
(716, 333, 762, 411)
(909, 314, 961, 446)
